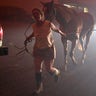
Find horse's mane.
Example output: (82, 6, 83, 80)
(54, 3, 78, 23)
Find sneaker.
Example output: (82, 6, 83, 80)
(32, 83, 43, 96)
(54, 69, 60, 82)
(36, 82, 43, 93)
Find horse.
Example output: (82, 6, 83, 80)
(41, 0, 94, 71)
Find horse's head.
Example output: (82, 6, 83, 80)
(40, 0, 55, 21)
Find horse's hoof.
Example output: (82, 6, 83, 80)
(72, 57, 77, 65)
(81, 55, 86, 64)
(74, 61, 78, 65)
(64, 65, 68, 71)
(82, 59, 85, 64)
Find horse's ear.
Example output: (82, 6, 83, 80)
(40, 1, 45, 5)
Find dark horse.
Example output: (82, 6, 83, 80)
(41, 0, 94, 71)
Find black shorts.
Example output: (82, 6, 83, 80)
(33, 45, 55, 60)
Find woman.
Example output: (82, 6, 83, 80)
(24, 8, 65, 95)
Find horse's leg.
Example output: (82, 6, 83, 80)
(61, 36, 68, 71)
(79, 35, 85, 51)
(82, 30, 93, 63)
(70, 39, 77, 64)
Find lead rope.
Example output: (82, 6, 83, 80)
(15, 22, 33, 56)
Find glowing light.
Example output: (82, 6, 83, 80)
(64, 4, 74, 8)
(0, 26, 3, 47)
(84, 7, 88, 13)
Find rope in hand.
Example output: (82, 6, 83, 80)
(15, 22, 33, 56)
(16, 37, 33, 56)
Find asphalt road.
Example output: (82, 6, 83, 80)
(0, 22, 96, 96)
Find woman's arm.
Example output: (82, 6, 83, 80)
(24, 32, 34, 46)
(50, 22, 66, 36)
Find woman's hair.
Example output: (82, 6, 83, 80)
(32, 8, 43, 16)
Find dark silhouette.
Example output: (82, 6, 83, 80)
(24, 8, 65, 95)
(41, 0, 94, 71)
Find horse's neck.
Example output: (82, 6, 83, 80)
(55, 9, 67, 27)
(54, 4, 77, 23)
(53, 4, 68, 27)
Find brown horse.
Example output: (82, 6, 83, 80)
(41, 0, 94, 71)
